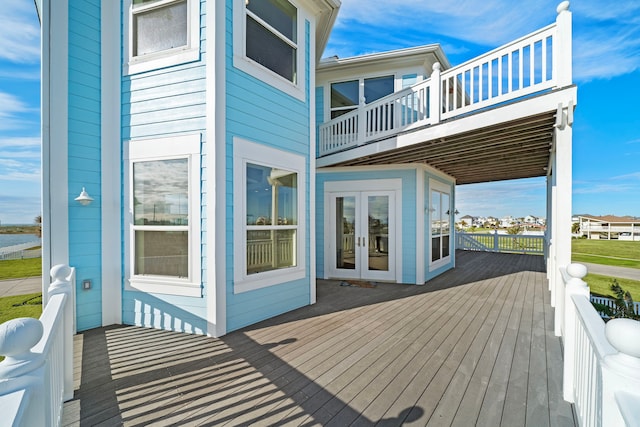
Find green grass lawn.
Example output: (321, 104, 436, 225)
(0, 292, 43, 361)
(0, 293, 42, 325)
(572, 239, 640, 269)
(586, 273, 640, 301)
(0, 257, 42, 280)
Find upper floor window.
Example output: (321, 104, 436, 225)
(125, 0, 200, 75)
(330, 75, 395, 119)
(246, 0, 297, 83)
(233, 0, 306, 100)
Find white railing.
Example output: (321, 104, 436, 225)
(318, 3, 571, 157)
(0, 265, 75, 427)
(557, 263, 640, 427)
(455, 231, 545, 255)
(0, 241, 42, 261)
(590, 295, 640, 318)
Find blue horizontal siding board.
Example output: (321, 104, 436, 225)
(68, 0, 102, 332)
(224, 0, 313, 332)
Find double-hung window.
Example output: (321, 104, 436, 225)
(125, 0, 200, 75)
(234, 138, 306, 293)
(234, 0, 305, 100)
(126, 134, 201, 297)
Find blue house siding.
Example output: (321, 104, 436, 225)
(68, 0, 102, 331)
(224, 0, 313, 332)
(316, 169, 417, 284)
(120, 0, 207, 330)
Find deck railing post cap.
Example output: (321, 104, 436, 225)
(557, 1, 570, 14)
(0, 317, 43, 358)
(566, 263, 587, 279)
(432, 62, 441, 72)
(50, 263, 71, 281)
(606, 318, 640, 359)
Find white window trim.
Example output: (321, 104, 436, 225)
(233, 137, 306, 294)
(232, 0, 306, 101)
(429, 178, 452, 271)
(124, 133, 202, 297)
(123, 0, 200, 75)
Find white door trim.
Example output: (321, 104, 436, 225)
(324, 179, 402, 282)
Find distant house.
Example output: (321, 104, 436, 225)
(458, 215, 476, 228)
(578, 215, 640, 241)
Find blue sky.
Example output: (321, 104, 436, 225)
(0, 1, 638, 224)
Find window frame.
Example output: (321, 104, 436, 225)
(233, 137, 306, 294)
(124, 134, 202, 297)
(233, 0, 306, 101)
(124, 0, 200, 75)
(328, 74, 397, 121)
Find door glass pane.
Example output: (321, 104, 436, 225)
(336, 196, 356, 270)
(368, 196, 389, 271)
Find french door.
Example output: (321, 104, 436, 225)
(329, 191, 396, 281)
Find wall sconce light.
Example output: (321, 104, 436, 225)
(74, 187, 94, 206)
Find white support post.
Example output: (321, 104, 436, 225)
(561, 263, 589, 402)
(47, 264, 75, 401)
(357, 80, 366, 145)
(493, 229, 499, 252)
(554, 1, 572, 87)
(429, 62, 441, 125)
(553, 104, 572, 336)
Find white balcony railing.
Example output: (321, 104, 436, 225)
(455, 231, 545, 255)
(0, 265, 75, 427)
(557, 263, 640, 426)
(318, 3, 572, 157)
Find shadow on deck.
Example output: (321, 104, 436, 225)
(63, 251, 576, 426)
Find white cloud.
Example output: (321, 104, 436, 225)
(456, 177, 547, 218)
(0, 0, 40, 63)
(0, 136, 41, 149)
(0, 92, 38, 130)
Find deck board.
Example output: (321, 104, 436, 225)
(63, 251, 575, 426)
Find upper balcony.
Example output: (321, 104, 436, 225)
(317, 3, 576, 185)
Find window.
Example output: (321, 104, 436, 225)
(133, 159, 189, 277)
(234, 138, 306, 293)
(246, 0, 297, 83)
(246, 163, 298, 275)
(125, 0, 200, 75)
(125, 134, 201, 297)
(330, 75, 395, 119)
(233, 0, 306, 100)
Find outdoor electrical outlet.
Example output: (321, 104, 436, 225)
(82, 279, 92, 290)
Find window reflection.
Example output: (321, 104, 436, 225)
(134, 159, 189, 226)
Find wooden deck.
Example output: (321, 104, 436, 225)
(62, 251, 575, 426)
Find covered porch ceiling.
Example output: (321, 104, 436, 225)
(317, 86, 577, 185)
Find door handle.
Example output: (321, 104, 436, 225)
(357, 237, 361, 247)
